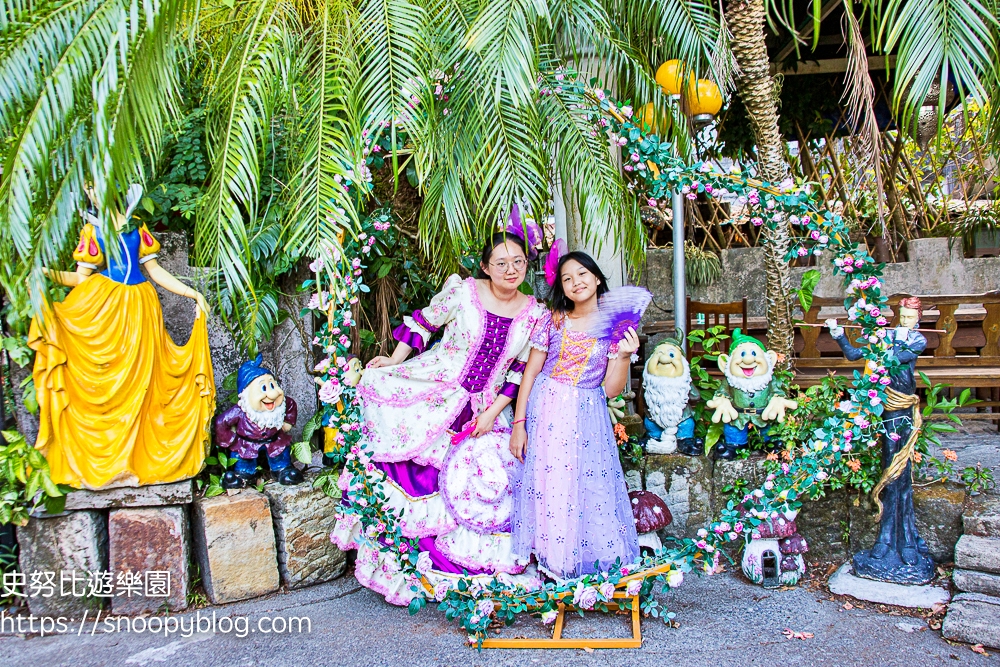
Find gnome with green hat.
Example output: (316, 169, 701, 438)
(705, 329, 797, 459)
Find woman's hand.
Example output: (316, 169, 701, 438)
(366, 356, 394, 369)
(509, 423, 527, 462)
(470, 411, 496, 438)
(617, 327, 640, 357)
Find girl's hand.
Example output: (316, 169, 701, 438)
(509, 423, 527, 462)
(470, 411, 496, 438)
(618, 327, 640, 357)
(367, 356, 393, 369)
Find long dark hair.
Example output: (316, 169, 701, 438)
(475, 231, 529, 279)
(549, 251, 609, 313)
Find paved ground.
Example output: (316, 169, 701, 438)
(3, 430, 997, 667)
(3, 565, 998, 667)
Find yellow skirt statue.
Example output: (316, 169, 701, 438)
(30, 186, 215, 490)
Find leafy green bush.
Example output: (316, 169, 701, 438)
(0, 430, 70, 525)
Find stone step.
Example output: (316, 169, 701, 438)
(64, 480, 194, 511)
(17, 511, 107, 617)
(954, 534, 1000, 575)
(942, 593, 1000, 649)
(109, 507, 190, 615)
(191, 490, 280, 605)
(954, 569, 1000, 598)
(963, 494, 1000, 538)
(263, 471, 346, 590)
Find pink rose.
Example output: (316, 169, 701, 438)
(573, 583, 598, 610)
(599, 582, 616, 600)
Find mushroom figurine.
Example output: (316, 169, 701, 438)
(741, 516, 798, 588)
(742, 515, 809, 588)
(629, 490, 673, 553)
(777, 533, 808, 585)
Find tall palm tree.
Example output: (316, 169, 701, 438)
(725, 0, 796, 363)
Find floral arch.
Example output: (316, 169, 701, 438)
(305, 74, 938, 646)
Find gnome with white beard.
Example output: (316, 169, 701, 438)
(706, 329, 797, 460)
(215, 354, 301, 488)
(642, 335, 701, 456)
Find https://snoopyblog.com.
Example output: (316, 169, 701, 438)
(1, 610, 312, 638)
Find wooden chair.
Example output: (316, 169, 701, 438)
(633, 297, 749, 417)
(686, 297, 748, 359)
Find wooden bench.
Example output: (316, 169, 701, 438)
(794, 292, 1000, 425)
(632, 293, 1000, 427)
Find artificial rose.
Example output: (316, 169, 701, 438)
(573, 583, 598, 610)
(599, 582, 616, 600)
(625, 579, 642, 596)
(415, 551, 433, 574)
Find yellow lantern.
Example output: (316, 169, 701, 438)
(684, 78, 723, 124)
(636, 102, 667, 134)
(655, 60, 693, 97)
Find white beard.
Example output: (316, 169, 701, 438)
(723, 359, 774, 394)
(239, 391, 287, 431)
(643, 365, 692, 431)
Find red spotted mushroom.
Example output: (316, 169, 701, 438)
(629, 490, 673, 553)
(777, 533, 808, 585)
(752, 516, 797, 540)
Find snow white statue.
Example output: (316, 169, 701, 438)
(29, 185, 215, 490)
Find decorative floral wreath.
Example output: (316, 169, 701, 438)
(307, 70, 943, 648)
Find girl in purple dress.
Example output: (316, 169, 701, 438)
(332, 228, 548, 605)
(509, 251, 642, 579)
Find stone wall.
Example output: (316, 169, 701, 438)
(641, 237, 1000, 320)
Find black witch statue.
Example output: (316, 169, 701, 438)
(826, 296, 935, 584)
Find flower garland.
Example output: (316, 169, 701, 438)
(318, 70, 946, 648)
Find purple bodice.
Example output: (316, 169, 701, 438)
(393, 308, 523, 410)
(532, 315, 615, 389)
(462, 312, 513, 393)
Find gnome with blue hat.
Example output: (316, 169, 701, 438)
(214, 354, 301, 488)
(706, 329, 797, 460)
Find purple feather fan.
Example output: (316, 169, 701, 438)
(593, 286, 652, 343)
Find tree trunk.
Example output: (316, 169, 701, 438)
(725, 0, 795, 366)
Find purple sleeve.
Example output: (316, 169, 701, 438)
(213, 404, 242, 450)
(530, 310, 552, 350)
(499, 359, 528, 398)
(284, 396, 298, 426)
(392, 309, 439, 354)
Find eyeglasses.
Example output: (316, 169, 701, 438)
(489, 258, 527, 272)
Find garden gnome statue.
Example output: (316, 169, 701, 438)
(706, 329, 797, 459)
(826, 297, 934, 584)
(642, 335, 700, 456)
(215, 355, 301, 488)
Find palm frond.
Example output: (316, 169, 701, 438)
(284, 0, 362, 260)
(466, 0, 550, 107)
(841, 1, 885, 228)
(356, 0, 427, 136)
(196, 0, 292, 295)
(0, 0, 186, 317)
(880, 0, 998, 134)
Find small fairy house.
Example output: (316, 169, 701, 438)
(629, 491, 673, 553)
(741, 515, 808, 588)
